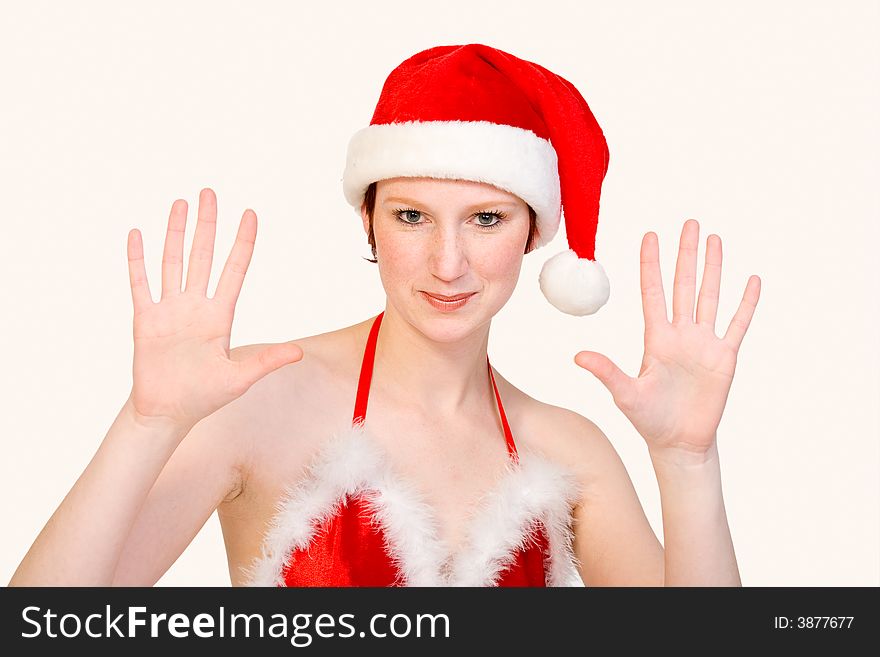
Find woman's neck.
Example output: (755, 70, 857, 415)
(372, 303, 493, 417)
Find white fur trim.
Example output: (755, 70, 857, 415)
(240, 422, 447, 587)
(342, 120, 562, 249)
(449, 446, 583, 586)
(241, 422, 583, 587)
(539, 248, 611, 316)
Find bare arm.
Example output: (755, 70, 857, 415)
(649, 441, 740, 586)
(9, 189, 301, 586)
(551, 408, 737, 587)
(563, 412, 666, 587)
(9, 398, 188, 585)
(110, 348, 263, 587)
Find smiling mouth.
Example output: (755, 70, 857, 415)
(419, 291, 476, 311)
(422, 292, 476, 301)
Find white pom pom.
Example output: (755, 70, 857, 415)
(538, 249, 610, 316)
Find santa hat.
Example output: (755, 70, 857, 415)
(341, 43, 611, 316)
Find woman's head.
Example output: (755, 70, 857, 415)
(343, 44, 612, 316)
(360, 176, 536, 340)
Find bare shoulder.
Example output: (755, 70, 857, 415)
(220, 319, 374, 489)
(493, 373, 624, 495)
(492, 373, 664, 586)
(228, 317, 372, 400)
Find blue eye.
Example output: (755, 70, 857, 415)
(475, 212, 502, 227)
(394, 209, 422, 224)
(391, 208, 507, 230)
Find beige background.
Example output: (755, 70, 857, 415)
(1, 0, 877, 586)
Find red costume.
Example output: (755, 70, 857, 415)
(244, 312, 582, 586)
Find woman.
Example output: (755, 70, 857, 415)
(9, 44, 760, 587)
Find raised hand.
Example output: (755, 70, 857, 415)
(574, 219, 761, 457)
(126, 188, 303, 431)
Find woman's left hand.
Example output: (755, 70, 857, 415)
(574, 219, 761, 457)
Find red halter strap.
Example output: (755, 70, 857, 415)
(352, 311, 519, 461)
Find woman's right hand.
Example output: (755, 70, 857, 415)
(125, 188, 303, 431)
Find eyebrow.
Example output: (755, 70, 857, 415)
(381, 196, 520, 210)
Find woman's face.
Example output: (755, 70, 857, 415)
(362, 176, 531, 342)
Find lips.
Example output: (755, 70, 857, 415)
(419, 290, 476, 312)
(423, 292, 475, 301)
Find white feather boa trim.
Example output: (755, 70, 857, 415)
(241, 422, 584, 587)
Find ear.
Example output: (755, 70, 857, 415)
(360, 202, 370, 236)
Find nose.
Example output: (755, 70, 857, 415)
(428, 225, 468, 282)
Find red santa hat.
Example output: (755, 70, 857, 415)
(342, 43, 611, 316)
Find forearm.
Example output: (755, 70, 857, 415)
(650, 440, 741, 587)
(9, 398, 189, 586)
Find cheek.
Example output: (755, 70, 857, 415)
(374, 227, 422, 282)
(470, 231, 527, 278)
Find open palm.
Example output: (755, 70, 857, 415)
(575, 219, 761, 455)
(126, 188, 303, 431)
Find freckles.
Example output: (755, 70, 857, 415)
(377, 238, 424, 277)
(470, 254, 520, 284)
(478, 233, 525, 268)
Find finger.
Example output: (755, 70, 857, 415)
(233, 342, 304, 394)
(161, 199, 188, 299)
(127, 228, 153, 313)
(696, 234, 722, 330)
(640, 231, 668, 329)
(214, 209, 257, 307)
(672, 219, 700, 323)
(574, 350, 635, 410)
(184, 188, 217, 295)
(723, 275, 761, 352)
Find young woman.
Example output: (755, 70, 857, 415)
(9, 44, 760, 587)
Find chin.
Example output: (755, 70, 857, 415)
(415, 317, 479, 343)
(401, 294, 503, 343)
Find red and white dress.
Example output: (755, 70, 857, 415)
(244, 312, 583, 587)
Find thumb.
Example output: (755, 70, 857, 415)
(574, 350, 633, 406)
(234, 341, 304, 392)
